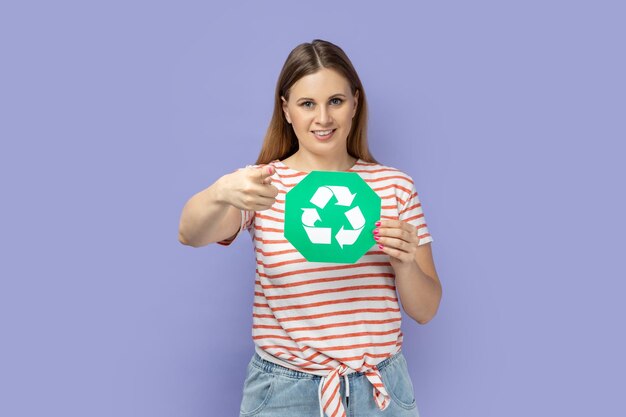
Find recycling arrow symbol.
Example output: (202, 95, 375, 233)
(284, 171, 381, 263)
(301, 185, 366, 248)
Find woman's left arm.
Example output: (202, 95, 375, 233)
(374, 220, 442, 324)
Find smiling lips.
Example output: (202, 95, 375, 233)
(312, 129, 336, 140)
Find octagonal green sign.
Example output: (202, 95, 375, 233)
(284, 171, 381, 263)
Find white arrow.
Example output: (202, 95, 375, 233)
(344, 206, 365, 229)
(301, 208, 321, 227)
(327, 186, 356, 206)
(335, 225, 364, 248)
(304, 225, 332, 244)
(310, 186, 334, 209)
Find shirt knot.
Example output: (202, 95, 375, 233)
(317, 363, 390, 417)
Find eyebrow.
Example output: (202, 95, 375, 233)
(296, 93, 347, 101)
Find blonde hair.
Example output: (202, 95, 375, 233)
(255, 39, 378, 165)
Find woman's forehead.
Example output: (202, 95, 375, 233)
(290, 68, 351, 99)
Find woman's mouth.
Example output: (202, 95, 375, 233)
(311, 129, 336, 140)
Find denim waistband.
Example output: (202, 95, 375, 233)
(249, 349, 403, 380)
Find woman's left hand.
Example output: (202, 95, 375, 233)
(373, 220, 419, 271)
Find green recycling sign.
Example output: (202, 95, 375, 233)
(284, 171, 381, 263)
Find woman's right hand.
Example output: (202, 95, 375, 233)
(216, 164, 279, 211)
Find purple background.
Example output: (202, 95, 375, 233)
(1, 1, 624, 416)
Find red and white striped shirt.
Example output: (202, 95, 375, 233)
(218, 158, 433, 417)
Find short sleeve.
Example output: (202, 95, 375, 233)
(216, 208, 255, 246)
(398, 180, 434, 245)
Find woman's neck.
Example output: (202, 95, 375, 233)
(284, 152, 357, 172)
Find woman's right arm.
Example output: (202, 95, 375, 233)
(178, 165, 278, 248)
(178, 176, 240, 247)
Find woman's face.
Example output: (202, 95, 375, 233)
(281, 68, 359, 158)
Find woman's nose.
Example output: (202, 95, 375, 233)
(316, 105, 332, 125)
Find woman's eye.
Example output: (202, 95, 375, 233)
(301, 101, 314, 108)
(330, 98, 343, 105)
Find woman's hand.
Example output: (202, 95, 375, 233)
(216, 165, 279, 211)
(373, 219, 420, 270)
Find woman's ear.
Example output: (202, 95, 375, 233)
(352, 89, 359, 118)
(281, 96, 292, 124)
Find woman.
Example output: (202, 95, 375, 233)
(178, 39, 442, 417)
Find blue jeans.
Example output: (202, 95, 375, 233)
(239, 350, 421, 417)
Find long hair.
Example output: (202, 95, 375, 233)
(255, 39, 378, 165)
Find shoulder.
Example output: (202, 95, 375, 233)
(353, 160, 415, 185)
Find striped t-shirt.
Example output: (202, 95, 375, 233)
(218, 158, 433, 417)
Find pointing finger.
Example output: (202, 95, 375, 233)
(258, 165, 274, 184)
